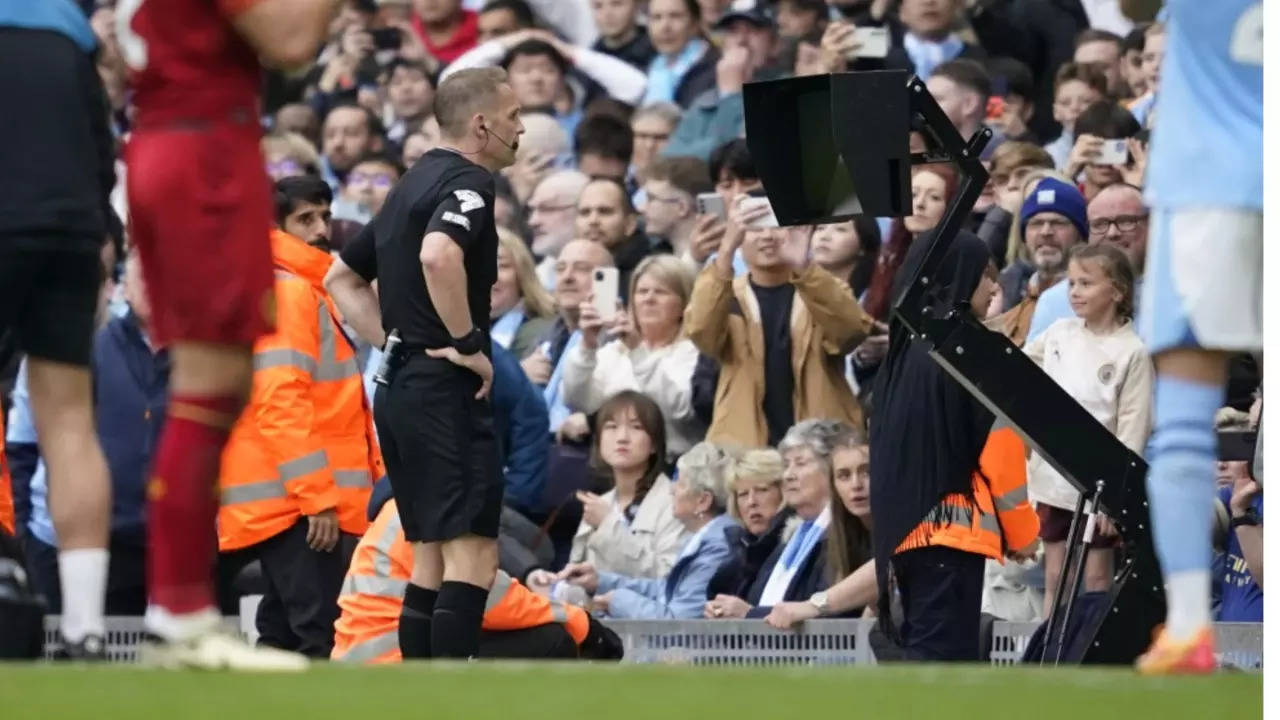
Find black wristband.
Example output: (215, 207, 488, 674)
(451, 327, 485, 356)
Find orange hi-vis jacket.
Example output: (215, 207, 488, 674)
(0, 412, 13, 536)
(895, 425, 1040, 560)
(218, 230, 379, 551)
(332, 499, 591, 664)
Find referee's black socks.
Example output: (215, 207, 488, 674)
(400, 584, 438, 659)
(432, 581, 488, 659)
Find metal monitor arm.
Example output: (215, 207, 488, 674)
(890, 75, 1163, 665)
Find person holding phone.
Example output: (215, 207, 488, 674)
(685, 195, 874, 448)
(563, 255, 704, 461)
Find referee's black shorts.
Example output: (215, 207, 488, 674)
(374, 355, 503, 543)
(0, 27, 114, 367)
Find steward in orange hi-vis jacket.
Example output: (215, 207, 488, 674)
(218, 229, 379, 657)
(333, 499, 624, 663)
(0, 412, 13, 537)
(871, 233, 1039, 662)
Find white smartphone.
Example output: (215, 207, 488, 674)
(853, 27, 890, 59)
(1096, 138, 1129, 166)
(592, 267, 619, 318)
(739, 195, 779, 229)
(696, 191, 726, 220)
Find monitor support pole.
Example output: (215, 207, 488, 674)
(888, 75, 1163, 665)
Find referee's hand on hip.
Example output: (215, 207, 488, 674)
(425, 346, 494, 399)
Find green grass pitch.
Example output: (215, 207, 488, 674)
(0, 662, 1261, 720)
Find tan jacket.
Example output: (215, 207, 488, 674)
(684, 263, 874, 447)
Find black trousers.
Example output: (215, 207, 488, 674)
(892, 546, 985, 662)
(253, 521, 357, 657)
(24, 533, 146, 616)
(479, 624, 578, 659)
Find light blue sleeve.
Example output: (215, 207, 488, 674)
(596, 571, 663, 601)
(603, 541, 733, 619)
(6, 360, 37, 444)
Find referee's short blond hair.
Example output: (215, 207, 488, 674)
(434, 67, 509, 137)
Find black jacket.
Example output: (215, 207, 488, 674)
(970, 0, 1089, 142)
(706, 509, 790, 600)
(593, 30, 657, 72)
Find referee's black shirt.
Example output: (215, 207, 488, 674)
(366, 148, 497, 354)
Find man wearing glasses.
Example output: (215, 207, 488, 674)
(333, 155, 405, 225)
(1026, 182, 1149, 342)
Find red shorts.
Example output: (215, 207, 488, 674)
(124, 121, 275, 347)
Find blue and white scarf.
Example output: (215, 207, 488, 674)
(903, 32, 965, 81)
(642, 38, 709, 106)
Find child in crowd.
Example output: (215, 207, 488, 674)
(1024, 244, 1153, 617)
(1042, 63, 1108, 171)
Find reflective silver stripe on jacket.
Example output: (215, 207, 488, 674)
(371, 512, 403, 578)
(334, 629, 400, 663)
(255, 270, 357, 381)
(335, 470, 372, 489)
(992, 485, 1029, 512)
(253, 348, 318, 374)
(549, 603, 568, 623)
(220, 450, 329, 505)
(485, 570, 514, 611)
(314, 299, 360, 381)
(340, 573, 408, 599)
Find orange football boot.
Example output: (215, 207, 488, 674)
(1136, 626, 1216, 675)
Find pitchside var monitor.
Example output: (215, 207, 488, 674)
(742, 70, 912, 225)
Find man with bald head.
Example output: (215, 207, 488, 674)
(504, 112, 570, 202)
(1026, 182, 1149, 342)
(520, 239, 615, 439)
(527, 170, 590, 288)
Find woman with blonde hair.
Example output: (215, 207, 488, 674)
(563, 254, 704, 460)
(706, 448, 789, 602)
(492, 228, 556, 360)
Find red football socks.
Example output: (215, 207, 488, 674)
(147, 392, 242, 615)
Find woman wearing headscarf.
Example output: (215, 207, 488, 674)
(869, 230, 1040, 661)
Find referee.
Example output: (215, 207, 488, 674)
(361, 67, 524, 659)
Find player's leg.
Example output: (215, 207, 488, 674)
(144, 340, 254, 640)
(1146, 349, 1228, 618)
(0, 26, 117, 658)
(127, 123, 304, 670)
(1137, 209, 1262, 673)
(16, 235, 113, 655)
(26, 358, 112, 646)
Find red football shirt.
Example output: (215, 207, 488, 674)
(117, 0, 263, 125)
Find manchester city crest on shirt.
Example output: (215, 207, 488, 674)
(1098, 363, 1116, 385)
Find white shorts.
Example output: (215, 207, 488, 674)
(1138, 208, 1263, 355)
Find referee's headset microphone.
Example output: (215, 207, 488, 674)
(482, 124, 518, 151)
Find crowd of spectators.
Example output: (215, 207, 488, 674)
(4, 0, 1263, 659)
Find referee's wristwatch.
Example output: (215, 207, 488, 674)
(451, 327, 485, 356)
